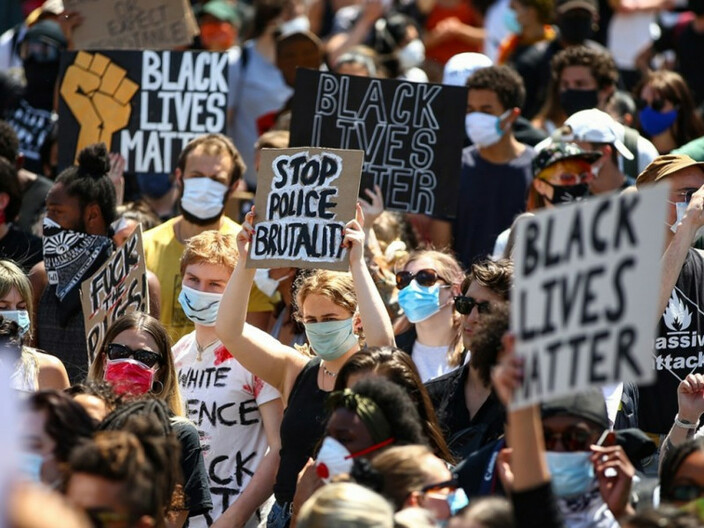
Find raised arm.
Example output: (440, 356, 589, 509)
(346, 203, 395, 348)
(215, 208, 308, 400)
(660, 374, 704, 474)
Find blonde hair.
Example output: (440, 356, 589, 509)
(297, 483, 394, 528)
(293, 270, 357, 321)
(370, 445, 438, 511)
(180, 231, 238, 276)
(0, 259, 34, 341)
(255, 130, 290, 151)
(397, 250, 465, 367)
(88, 313, 183, 417)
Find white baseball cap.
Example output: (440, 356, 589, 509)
(442, 52, 493, 87)
(563, 109, 634, 160)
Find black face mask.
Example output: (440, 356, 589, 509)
(689, 0, 704, 15)
(560, 89, 599, 116)
(545, 181, 590, 204)
(558, 13, 593, 44)
(23, 58, 60, 111)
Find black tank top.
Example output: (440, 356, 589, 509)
(274, 357, 328, 503)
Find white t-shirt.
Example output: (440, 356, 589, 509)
(174, 333, 280, 527)
(412, 341, 458, 382)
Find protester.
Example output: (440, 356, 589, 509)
(173, 231, 283, 527)
(335, 346, 454, 462)
(296, 482, 394, 528)
(450, 497, 514, 528)
(215, 205, 394, 527)
(426, 262, 511, 458)
(142, 134, 272, 342)
(0, 259, 68, 391)
(634, 71, 704, 154)
(660, 435, 704, 508)
(394, 249, 465, 382)
(196, 0, 240, 52)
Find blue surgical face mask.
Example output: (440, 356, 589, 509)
(447, 488, 469, 515)
(398, 281, 443, 323)
(178, 284, 223, 327)
(639, 106, 678, 137)
(503, 8, 522, 33)
(19, 452, 43, 482)
(0, 310, 30, 336)
(546, 451, 595, 498)
(304, 318, 357, 360)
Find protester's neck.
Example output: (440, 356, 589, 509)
(255, 29, 277, 63)
(652, 130, 677, 154)
(415, 307, 456, 347)
(478, 134, 524, 164)
(177, 216, 223, 243)
(195, 323, 219, 349)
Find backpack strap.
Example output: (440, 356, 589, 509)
(622, 126, 640, 181)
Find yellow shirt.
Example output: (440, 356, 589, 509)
(143, 217, 273, 343)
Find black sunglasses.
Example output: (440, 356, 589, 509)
(420, 477, 459, 493)
(669, 484, 704, 503)
(543, 426, 594, 452)
(454, 296, 491, 315)
(106, 343, 162, 368)
(636, 98, 667, 112)
(395, 269, 446, 290)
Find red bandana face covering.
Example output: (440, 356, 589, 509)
(104, 359, 156, 396)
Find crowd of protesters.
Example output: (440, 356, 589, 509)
(3, 0, 704, 527)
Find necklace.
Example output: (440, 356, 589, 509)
(321, 363, 337, 377)
(196, 338, 219, 361)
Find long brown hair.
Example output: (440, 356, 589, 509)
(335, 346, 455, 463)
(88, 313, 183, 417)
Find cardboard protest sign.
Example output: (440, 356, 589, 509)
(81, 226, 149, 364)
(246, 147, 364, 271)
(511, 185, 668, 407)
(289, 69, 466, 218)
(63, 0, 199, 50)
(58, 49, 227, 178)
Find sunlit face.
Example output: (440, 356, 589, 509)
(179, 146, 234, 188)
(559, 66, 598, 92)
(416, 454, 455, 521)
(182, 262, 232, 294)
(461, 282, 504, 347)
(466, 88, 507, 118)
(0, 286, 27, 311)
(45, 182, 85, 232)
(639, 83, 676, 114)
(403, 257, 454, 311)
(668, 450, 704, 506)
(325, 407, 375, 455)
(300, 293, 352, 324)
(665, 167, 704, 232)
(105, 327, 163, 383)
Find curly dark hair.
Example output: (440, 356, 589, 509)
(0, 156, 22, 223)
(26, 390, 96, 463)
(551, 46, 619, 91)
(660, 436, 704, 503)
(0, 120, 19, 161)
(461, 259, 513, 300)
(335, 346, 453, 463)
(64, 381, 120, 414)
(329, 377, 428, 449)
(55, 143, 117, 226)
(468, 303, 510, 386)
(467, 65, 526, 112)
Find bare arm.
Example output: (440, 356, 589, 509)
(147, 270, 161, 320)
(211, 399, 283, 528)
(35, 352, 70, 391)
(325, 1, 385, 64)
(215, 210, 308, 400)
(660, 374, 704, 474)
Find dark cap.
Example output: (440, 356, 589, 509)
(636, 154, 704, 188)
(23, 19, 67, 48)
(541, 388, 609, 430)
(555, 0, 598, 14)
(532, 141, 602, 178)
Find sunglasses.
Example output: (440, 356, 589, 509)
(543, 426, 594, 452)
(421, 478, 459, 493)
(106, 343, 162, 368)
(669, 484, 704, 503)
(674, 188, 697, 203)
(636, 98, 667, 112)
(453, 296, 491, 315)
(395, 269, 446, 290)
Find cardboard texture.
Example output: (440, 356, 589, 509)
(289, 69, 466, 218)
(64, 0, 198, 50)
(58, 50, 228, 178)
(80, 226, 150, 365)
(510, 185, 669, 407)
(246, 147, 364, 271)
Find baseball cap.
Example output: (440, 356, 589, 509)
(541, 388, 609, 431)
(562, 109, 634, 160)
(555, 0, 598, 14)
(200, 0, 240, 26)
(532, 141, 602, 178)
(442, 52, 493, 87)
(636, 154, 704, 188)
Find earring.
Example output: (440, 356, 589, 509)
(151, 380, 164, 395)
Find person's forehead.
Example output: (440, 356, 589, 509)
(184, 146, 232, 171)
(667, 167, 704, 190)
(464, 281, 503, 302)
(46, 182, 77, 205)
(561, 65, 595, 81)
(467, 88, 503, 108)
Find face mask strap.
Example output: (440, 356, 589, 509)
(346, 437, 395, 459)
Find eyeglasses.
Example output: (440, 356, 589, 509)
(543, 426, 594, 451)
(106, 343, 162, 368)
(420, 478, 459, 493)
(669, 484, 704, 502)
(674, 188, 698, 203)
(395, 269, 446, 290)
(453, 296, 491, 315)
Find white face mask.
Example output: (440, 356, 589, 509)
(398, 39, 425, 71)
(278, 15, 310, 36)
(181, 178, 229, 220)
(253, 269, 289, 298)
(315, 436, 353, 482)
(465, 110, 511, 148)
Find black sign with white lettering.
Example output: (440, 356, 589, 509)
(289, 69, 466, 218)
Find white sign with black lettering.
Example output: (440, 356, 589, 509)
(511, 185, 668, 407)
